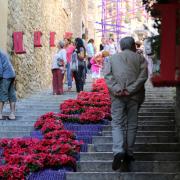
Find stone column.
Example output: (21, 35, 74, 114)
(176, 86, 180, 141)
(0, 0, 8, 52)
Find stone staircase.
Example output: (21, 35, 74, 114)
(0, 82, 180, 180)
(0, 81, 92, 138)
(66, 86, 180, 180)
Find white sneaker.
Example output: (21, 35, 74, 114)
(8, 113, 16, 120)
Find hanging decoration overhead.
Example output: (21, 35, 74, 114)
(96, 0, 148, 42)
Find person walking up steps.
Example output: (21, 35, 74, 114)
(52, 40, 67, 95)
(64, 37, 75, 91)
(71, 38, 86, 93)
(0, 50, 17, 120)
(104, 36, 148, 171)
(86, 39, 95, 71)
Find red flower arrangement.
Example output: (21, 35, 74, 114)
(80, 107, 105, 123)
(0, 120, 82, 179)
(58, 78, 111, 123)
(60, 99, 85, 114)
(92, 78, 109, 94)
(0, 165, 27, 180)
(34, 112, 56, 129)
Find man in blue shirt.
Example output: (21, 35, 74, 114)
(0, 50, 16, 120)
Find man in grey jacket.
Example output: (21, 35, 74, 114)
(104, 37, 148, 171)
(0, 50, 16, 120)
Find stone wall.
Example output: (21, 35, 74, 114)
(71, 0, 88, 38)
(0, 0, 8, 51)
(7, 0, 77, 98)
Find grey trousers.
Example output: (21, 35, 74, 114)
(111, 96, 139, 156)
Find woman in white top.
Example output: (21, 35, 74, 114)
(108, 38, 117, 55)
(52, 40, 67, 95)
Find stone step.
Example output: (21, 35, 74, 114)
(142, 102, 174, 106)
(13, 106, 174, 113)
(92, 136, 178, 144)
(5, 110, 175, 116)
(12, 112, 59, 116)
(102, 131, 176, 136)
(0, 124, 175, 132)
(0, 116, 175, 122)
(66, 172, 179, 180)
(14, 104, 174, 110)
(80, 152, 180, 161)
(0, 131, 30, 138)
(16, 108, 60, 112)
(5, 115, 175, 122)
(77, 161, 180, 173)
(0, 126, 34, 131)
(18, 98, 64, 102)
(145, 94, 174, 96)
(145, 97, 174, 99)
(1, 130, 177, 139)
(15, 102, 62, 106)
(138, 120, 175, 126)
(145, 95, 174, 97)
(91, 143, 180, 152)
(14, 102, 175, 107)
(19, 94, 174, 100)
(0, 121, 36, 126)
(13, 107, 175, 113)
(138, 116, 174, 121)
(138, 112, 175, 116)
(141, 105, 174, 109)
(0, 120, 174, 126)
(102, 125, 175, 131)
(144, 99, 174, 102)
(139, 108, 175, 113)
(4, 113, 174, 119)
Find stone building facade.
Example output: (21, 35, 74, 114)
(0, 0, 98, 98)
(0, 0, 8, 52)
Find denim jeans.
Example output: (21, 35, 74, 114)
(111, 96, 139, 156)
(0, 78, 17, 102)
(66, 63, 72, 88)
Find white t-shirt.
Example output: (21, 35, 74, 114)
(52, 49, 67, 69)
(109, 43, 116, 55)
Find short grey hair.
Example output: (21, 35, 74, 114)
(120, 36, 135, 51)
(58, 40, 65, 48)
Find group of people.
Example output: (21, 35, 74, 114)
(52, 36, 86, 94)
(52, 34, 116, 94)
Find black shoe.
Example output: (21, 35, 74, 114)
(124, 154, 135, 162)
(121, 154, 135, 172)
(112, 153, 125, 171)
